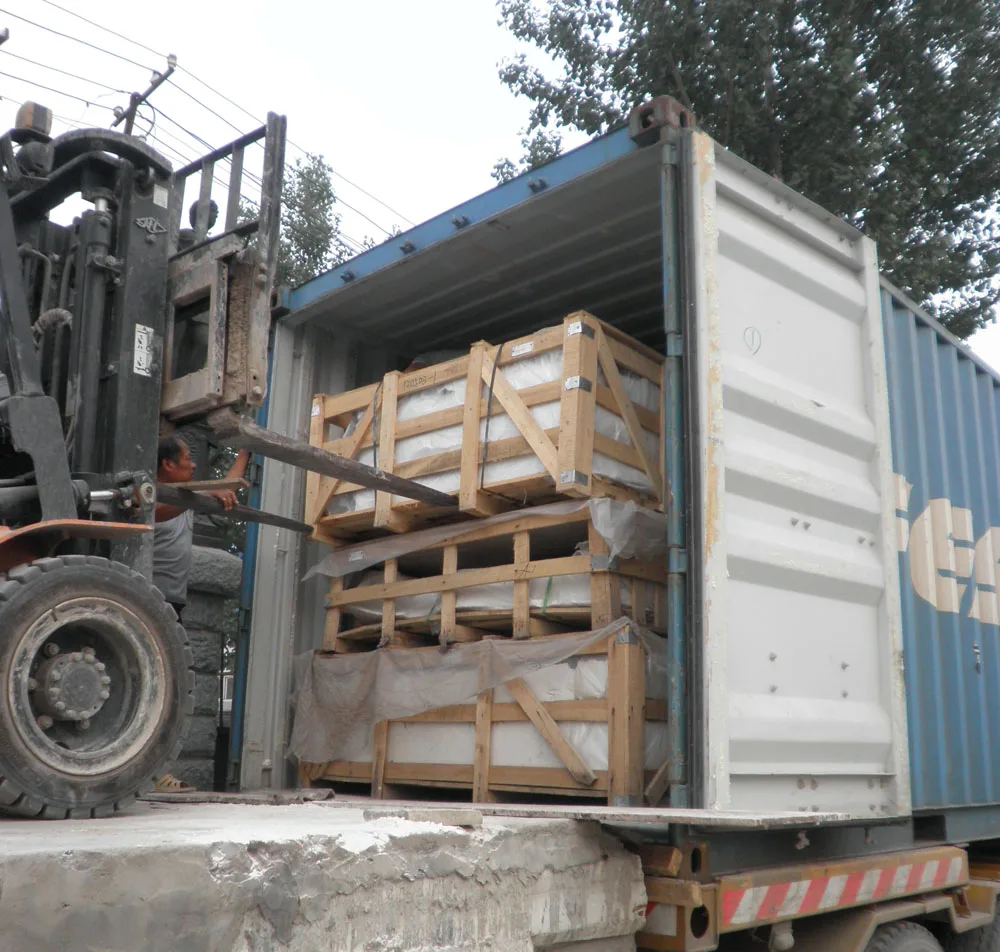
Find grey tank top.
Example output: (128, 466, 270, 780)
(153, 510, 194, 604)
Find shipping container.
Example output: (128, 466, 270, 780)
(241, 99, 1000, 844)
(884, 286, 1000, 817)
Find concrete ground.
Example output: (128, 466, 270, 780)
(0, 798, 646, 952)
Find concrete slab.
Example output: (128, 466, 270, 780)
(0, 800, 646, 952)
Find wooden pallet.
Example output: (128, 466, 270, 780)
(299, 627, 665, 805)
(305, 311, 665, 541)
(322, 503, 666, 653)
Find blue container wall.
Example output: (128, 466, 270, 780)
(883, 287, 1000, 811)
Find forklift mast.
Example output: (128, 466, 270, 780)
(1, 107, 287, 575)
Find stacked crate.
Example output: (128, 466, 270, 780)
(299, 311, 671, 805)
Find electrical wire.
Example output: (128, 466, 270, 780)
(36, 0, 167, 62)
(0, 69, 116, 111)
(14, 4, 407, 241)
(0, 49, 125, 94)
(32, 3, 415, 225)
(0, 7, 156, 73)
(13, 3, 416, 228)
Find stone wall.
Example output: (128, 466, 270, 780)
(170, 545, 242, 791)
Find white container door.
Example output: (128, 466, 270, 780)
(685, 132, 909, 818)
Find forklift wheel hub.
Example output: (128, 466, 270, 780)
(33, 650, 109, 721)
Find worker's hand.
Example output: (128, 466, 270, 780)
(207, 489, 238, 510)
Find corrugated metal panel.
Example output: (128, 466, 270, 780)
(883, 285, 1000, 811)
(688, 132, 910, 817)
(282, 134, 667, 350)
(242, 322, 399, 789)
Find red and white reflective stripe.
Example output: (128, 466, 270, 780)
(721, 854, 966, 929)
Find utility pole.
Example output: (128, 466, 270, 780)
(112, 55, 177, 135)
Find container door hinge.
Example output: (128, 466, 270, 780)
(669, 547, 688, 574)
(666, 333, 684, 358)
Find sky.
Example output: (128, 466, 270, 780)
(2, 0, 998, 369)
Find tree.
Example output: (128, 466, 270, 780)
(497, 0, 1000, 336)
(493, 128, 564, 183)
(275, 153, 358, 288)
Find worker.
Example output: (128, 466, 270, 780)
(154, 435, 248, 620)
(176, 198, 219, 252)
(152, 435, 248, 793)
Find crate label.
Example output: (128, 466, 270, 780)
(348, 551, 365, 562)
(311, 403, 321, 417)
(563, 375, 592, 392)
(153, 184, 169, 209)
(133, 324, 154, 377)
(511, 341, 534, 358)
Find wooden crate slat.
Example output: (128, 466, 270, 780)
(556, 313, 599, 496)
(480, 344, 560, 481)
(374, 372, 410, 532)
(595, 324, 664, 503)
(506, 677, 597, 786)
(473, 688, 494, 802)
(307, 313, 663, 539)
(321, 380, 657, 453)
(313, 386, 382, 524)
(328, 555, 592, 608)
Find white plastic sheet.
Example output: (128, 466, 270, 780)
(289, 618, 665, 765)
(345, 571, 632, 622)
(304, 498, 667, 581)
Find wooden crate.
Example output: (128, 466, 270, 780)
(322, 502, 666, 654)
(299, 625, 666, 806)
(305, 311, 665, 540)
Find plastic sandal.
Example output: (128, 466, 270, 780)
(152, 773, 196, 793)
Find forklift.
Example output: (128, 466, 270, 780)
(0, 102, 455, 818)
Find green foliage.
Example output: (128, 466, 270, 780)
(497, 0, 1000, 336)
(493, 128, 564, 183)
(275, 153, 358, 289)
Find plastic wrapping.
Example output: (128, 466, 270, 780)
(588, 498, 669, 561)
(333, 641, 669, 771)
(304, 498, 667, 581)
(346, 571, 632, 622)
(327, 346, 661, 515)
(289, 618, 665, 765)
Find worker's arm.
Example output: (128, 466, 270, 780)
(225, 449, 250, 481)
(202, 449, 251, 510)
(154, 502, 187, 522)
(155, 451, 250, 519)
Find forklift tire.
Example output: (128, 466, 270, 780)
(868, 923, 944, 952)
(0, 555, 193, 819)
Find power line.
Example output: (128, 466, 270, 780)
(0, 68, 116, 111)
(0, 49, 124, 94)
(11, 4, 415, 230)
(36, 0, 166, 61)
(0, 7, 156, 73)
(168, 77, 416, 227)
(326, 165, 414, 228)
(52, 111, 91, 131)
(155, 106, 266, 190)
